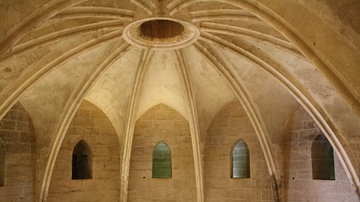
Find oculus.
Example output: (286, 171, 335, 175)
(123, 18, 199, 50)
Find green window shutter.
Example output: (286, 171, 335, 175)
(152, 141, 172, 178)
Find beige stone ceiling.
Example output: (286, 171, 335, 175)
(0, 0, 360, 201)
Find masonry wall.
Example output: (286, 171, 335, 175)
(128, 104, 197, 202)
(284, 105, 359, 201)
(47, 100, 120, 201)
(204, 101, 275, 201)
(0, 102, 36, 202)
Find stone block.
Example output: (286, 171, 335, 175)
(0, 120, 16, 130)
(0, 130, 20, 142)
(137, 120, 153, 129)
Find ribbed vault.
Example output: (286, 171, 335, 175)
(0, 0, 359, 201)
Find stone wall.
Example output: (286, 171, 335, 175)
(47, 100, 120, 201)
(128, 104, 197, 201)
(284, 105, 359, 201)
(0, 102, 36, 202)
(204, 101, 275, 201)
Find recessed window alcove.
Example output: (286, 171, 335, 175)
(72, 140, 92, 180)
(312, 134, 335, 180)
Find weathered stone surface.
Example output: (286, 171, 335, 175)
(47, 101, 120, 202)
(0, 103, 36, 202)
(128, 104, 197, 202)
(204, 102, 275, 201)
(283, 105, 358, 201)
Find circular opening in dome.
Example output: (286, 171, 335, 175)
(123, 18, 200, 50)
(140, 20, 184, 39)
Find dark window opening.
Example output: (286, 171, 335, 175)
(312, 134, 335, 180)
(72, 140, 92, 180)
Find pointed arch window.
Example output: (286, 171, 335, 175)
(152, 141, 172, 178)
(0, 139, 5, 186)
(72, 140, 92, 179)
(312, 134, 335, 180)
(231, 140, 250, 178)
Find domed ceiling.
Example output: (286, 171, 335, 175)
(0, 0, 360, 201)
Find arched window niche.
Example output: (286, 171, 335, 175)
(0, 138, 5, 186)
(231, 140, 250, 178)
(312, 134, 335, 180)
(72, 140, 92, 180)
(152, 141, 172, 178)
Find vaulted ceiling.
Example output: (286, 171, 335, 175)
(0, 0, 359, 201)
